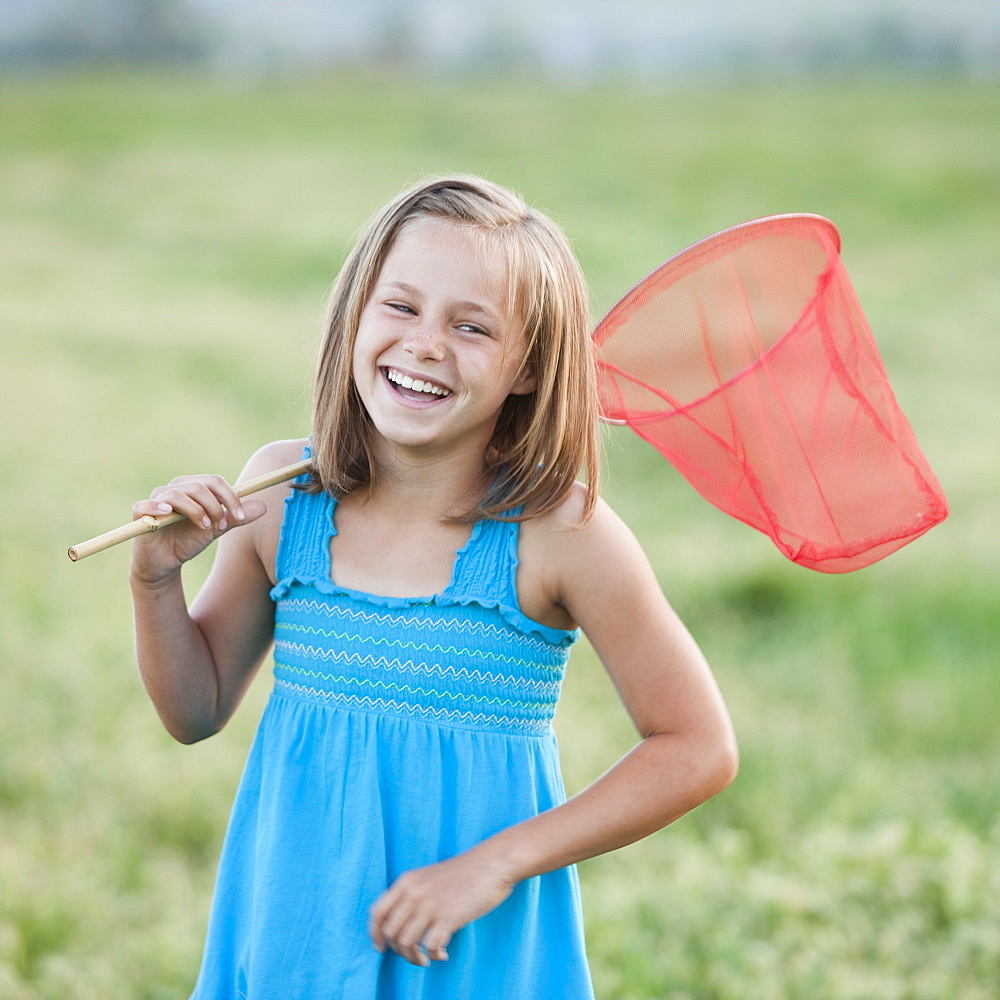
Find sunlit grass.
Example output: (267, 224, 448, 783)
(1, 69, 997, 999)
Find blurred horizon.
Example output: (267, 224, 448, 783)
(2, 0, 999, 80)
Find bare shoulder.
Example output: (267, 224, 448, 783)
(239, 437, 311, 480)
(238, 438, 310, 523)
(229, 438, 310, 584)
(518, 483, 647, 630)
(522, 483, 642, 564)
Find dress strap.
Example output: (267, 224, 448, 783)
(444, 512, 577, 647)
(273, 444, 334, 587)
(445, 513, 522, 609)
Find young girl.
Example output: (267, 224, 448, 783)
(129, 175, 738, 998)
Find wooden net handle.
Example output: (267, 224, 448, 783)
(67, 458, 314, 562)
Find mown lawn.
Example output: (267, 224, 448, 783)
(0, 70, 997, 999)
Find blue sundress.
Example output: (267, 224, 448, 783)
(189, 461, 596, 999)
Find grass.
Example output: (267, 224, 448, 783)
(0, 68, 997, 998)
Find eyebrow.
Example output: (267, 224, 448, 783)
(380, 281, 501, 319)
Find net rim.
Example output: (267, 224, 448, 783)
(593, 213, 841, 426)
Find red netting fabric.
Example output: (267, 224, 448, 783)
(593, 215, 948, 572)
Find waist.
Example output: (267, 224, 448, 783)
(271, 662, 560, 735)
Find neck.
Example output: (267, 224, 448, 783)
(366, 442, 493, 523)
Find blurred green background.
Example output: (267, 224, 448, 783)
(1, 64, 997, 999)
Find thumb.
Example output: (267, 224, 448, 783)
(233, 497, 268, 526)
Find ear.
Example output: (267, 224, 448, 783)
(508, 365, 536, 396)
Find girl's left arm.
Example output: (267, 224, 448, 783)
(495, 494, 739, 858)
(369, 495, 738, 966)
(482, 492, 738, 868)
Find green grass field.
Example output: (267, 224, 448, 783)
(1, 70, 997, 999)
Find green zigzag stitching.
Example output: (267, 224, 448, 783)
(274, 640, 564, 682)
(272, 679, 551, 733)
(274, 621, 565, 670)
(277, 598, 560, 651)
(272, 644, 562, 693)
(273, 659, 555, 712)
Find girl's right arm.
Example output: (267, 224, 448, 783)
(129, 443, 294, 744)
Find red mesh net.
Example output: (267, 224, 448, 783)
(593, 214, 948, 572)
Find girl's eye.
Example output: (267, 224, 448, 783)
(387, 301, 415, 315)
(458, 323, 490, 336)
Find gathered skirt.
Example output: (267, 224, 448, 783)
(189, 686, 595, 999)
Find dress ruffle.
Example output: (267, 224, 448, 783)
(270, 575, 576, 649)
(269, 446, 578, 649)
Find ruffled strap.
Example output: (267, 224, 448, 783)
(446, 513, 578, 648)
(446, 515, 519, 609)
(272, 444, 333, 590)
(270, 453, 577, 647)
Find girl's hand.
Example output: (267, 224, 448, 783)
(130, 474, 266, 584)
(368, 850, 515, 967)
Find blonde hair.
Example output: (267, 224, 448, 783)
(309, 174, 599, 523)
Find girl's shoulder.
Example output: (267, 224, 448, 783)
(237, 438, 311, 584)
(241, 437, 311, 477)
(520, 481, 633, 553)
(517, 483, 647, 631)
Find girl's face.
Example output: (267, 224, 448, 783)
(352, 218, 535, 463)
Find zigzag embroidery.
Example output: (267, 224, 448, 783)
(273, 679, 551, 734)
(273, 621, 565, 671)
(273, 645, 563, 695)
(277, 598, 559, 653)
(272, 658, 557, 713)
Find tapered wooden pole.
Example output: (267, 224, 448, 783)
(68, 458, 313, 562)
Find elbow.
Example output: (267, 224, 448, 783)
(711, 733, 740, 795)
(700, 721, 740, 799)
(147, 688, 233, 745)
(171, 727, 217, 746)
(642, 726, 740, 822)
(641, 729, 739, 833)
(679, 723, 741, 799)
(161, 712, 224, 746)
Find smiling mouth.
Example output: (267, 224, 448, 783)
(384, 367, 452, 400)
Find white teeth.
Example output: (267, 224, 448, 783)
(386, 368, 448, 397)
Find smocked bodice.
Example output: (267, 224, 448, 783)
(268, 467, 579, 736)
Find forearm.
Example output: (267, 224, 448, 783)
(475, 730, 737, 884)
(130, 570, 225, 743)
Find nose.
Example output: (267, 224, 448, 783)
(403, 320, 446, 361)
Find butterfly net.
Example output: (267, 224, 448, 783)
(593, 215, 947, 572)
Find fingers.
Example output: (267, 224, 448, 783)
(371, 910, 452, 967)
(140, 474, 248, 532)
(368, 855, 514, 967)
(129, 475, 267, 583)
(422, 930, 451, 964)
(384, 916, 431, 968)
(369, 880, 453, 967)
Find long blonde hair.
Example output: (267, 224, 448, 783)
(309, 174, 599, 522)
